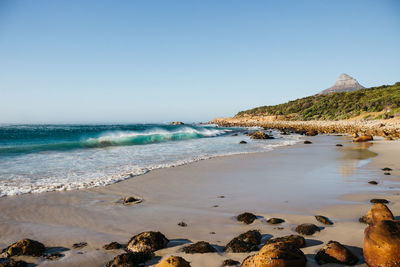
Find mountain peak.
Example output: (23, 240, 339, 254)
(318, 73, 364, 95)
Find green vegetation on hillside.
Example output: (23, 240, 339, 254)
(236, 82, 400, 120)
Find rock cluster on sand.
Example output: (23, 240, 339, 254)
(155, 256, 191, 267)
(242, 243, 307, 267)
(264, 235, 306, 248)
(225, 230, 261, 253)
(182, 241, 216, 254)
(2, 239, 45, 257)
(106, 252, 150, 267)
(295, 223, 320, 235)
(249, 131, 274, 139)
(315, 240, 358, 265)
(237, 212, 257, 224)
(126, 231, 169, 254)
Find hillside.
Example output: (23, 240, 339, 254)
(236, 82, 400, 121)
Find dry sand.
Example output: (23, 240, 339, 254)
(0, 135, 399, 266)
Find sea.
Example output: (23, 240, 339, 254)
(0, 124, 300, 197)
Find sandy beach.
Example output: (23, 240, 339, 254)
(1, 134, 399, 267)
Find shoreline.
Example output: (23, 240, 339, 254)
(0, 135, 399, 266)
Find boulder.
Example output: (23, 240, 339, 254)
(315, 241, 358, 265)
(225, 230, 261, 253)
(303, 140, 312, 144)
(171, 122, 184, 125)
(156, 256, 191, 267)
(384, 172, 391, 175)
(239, 140, 247, 144)
(0, 260, 28, 267)
(72, 242, 87, 249)
(177, 221, 187, 227)
(126, 231, 169, 254)
(250, 132, 274, 139)
(295, 223, 320, 235)
(182, 241, 216, 254)
(264, 235, 306, 248)
(370, 198, 389, 204)
(123, 197, 141, 204)
(237, 212, 257, 224)
(305, 130, 318, 136)
(3, 239, 45, 257)
(103, 242, 122, 250)
(242, 243, 307, 267)
(364, 220, 400, 267)
(368, 181, 378, 185)
(221, 259, 240, 266)
(360, 203, 394, 225)
(267, 218, 285, 224)
(315, 215, 333, 225)
(381, 167, 393, 171)
(336, 144, 343, 147)
(106, 252, 150, 267)
(353, 135, 373, 142)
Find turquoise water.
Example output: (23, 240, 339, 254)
(0, 124, 299, 196)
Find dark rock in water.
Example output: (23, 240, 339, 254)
(267, 218, 285, 224)
(336, 144, 343, 147)
(315, 215, 333, 225)
(225, 230, 261, 253)
(222, 259, 240, 266)
(315, 240, 359, 265)
(103, 242, 122, 250)
(264, 235, 306, 248)
(72, 242, 87, 249)
(368, 181, 378, 185)
(250, 131, 274, 139)
(304, 140, 312, 144)
(182, 241, 216, 254)
(295, 223, 320, 235)
(123, 196, 142, 204)
(156, 256, 191, 267)
(237, 212, 257, 224)
(106, 252, 150, 267)
(3, 239, 45, 257)
(45, 252, 64, 260)
(171, 122, 184, 125)
(242, 243, 307, 267)
(381, 167, 392, 171)
(0, 260, 28, 267)
(370, 198, 389, 204)
(232, 134, 238, 136)
(239, 140, 247, 144)
(178, 221, 187, 227)
(384, 172, 391, 175)
(127, 231, 169, 253)
(305, 130, 318, 136)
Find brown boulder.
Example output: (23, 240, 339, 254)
(305, 130, 318, 136)
(0, 260, 28, 267)
(3, 239, 45, 257)
(225, 230, 261, 253)
(353, 135, 373, 142)
(363, 220, 400, 267)
(126, 231, 169, 254)
(264, 235, 306, 248)
(242, 243, 307, 267)
(295, 223, 320, 235)
(156, 256, 191, 267)
(360, 203, 394, 225)
(315, 241, 358, 265)
(315, 215, 333, 225)
(267, 218, 285, 224)
(222, 259, 240, 266)
(106, 252, 150, 267)
(237, 212, 257, 224)
(182, 241, 216, 254)
(103, 242, 122, 250)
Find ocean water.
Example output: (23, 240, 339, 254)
(0, 124, 300, 197)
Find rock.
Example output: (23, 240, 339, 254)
(45, 252, 64, 260)
(126, 231, 169, 254)
(264, 235, 306, 248)
(368, 181, 378, 185)
(156, 256, 191, 267)
(382, 167, 392, 171)
(250, 131, 274, 139)
(352, 133, 359, 138)
(4, 239, 45, 257)
(305, 130, 318, 136)
(242, 243, 307, 267)
(384, 172, 391, 175)
(123, 196, 142, 204)
(353, 135, 373, 142)
(385, 137, 393, 140)
(103, 242, 122, 250)
(232, 134, 238, 136)
(239, 141, 247, 144)
(171, 122, 184, 125)
(315, 215, 333, 225)
(106, 252, 151, 267)
(360, 203, 394, 225)
(295, 223, 320, 235)
(370, 198, 389, 204)
(182, 241, 216, 254)
(222, 259, 240, 266)
(237, 212, 257, 224)
(218, 195, 225, 198)
(0, 260, 28, 267)
(318, 73, 365, 95)
(315, 240, 359, 265)
(72, 242, 87, 249)
(177, 222, 187, 227)
(364, 220, 400, 267)
(225, 230, 261, 253)
(267, 218, 285, 224)
(336, 144, 343, 147)
(303, 140, 312, 144)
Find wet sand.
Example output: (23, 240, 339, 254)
(0, 135, 399, 266)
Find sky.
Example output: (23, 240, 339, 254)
(0, 0, 399, 124)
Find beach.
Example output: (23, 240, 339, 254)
(0, 134, 399, 266)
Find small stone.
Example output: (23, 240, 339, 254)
(126, 231, 169, 254)
(45, 252, 64, 260)
(123, 196, 141, 204)
(239, 141, 247, 144)
(384, 172, 391, 175)
(178, 222, 187, 227)
(182, 241, 216, 254)
(106, 252, 151, 267)
(4, 239, 45, 257)
(222, 259, 240, 266)
(381, 167, 392, 171)
(295, 223, 320, 235)
(209, 232, 216, 235)
(72, 242, 87, 249)
(264, 235, 306, 248)
(304, 140, 312, 144)
(315, 240, 358, 265)
(368, 181, 378, 185)
(353, 135, 373, 142)
(218, 196, 225, 198)
(315, 215, 333, 225)
(336, 144, 343, 147)
(370, 198, 389, 204)
(267, 218, 285, 224)
(212, 205, 219, 208)
(237, 212, 257, 224)
(103, 242, 122, 250)
(156, 256, 191, 267)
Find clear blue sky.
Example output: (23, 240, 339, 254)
(1, 0, 399, 123)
